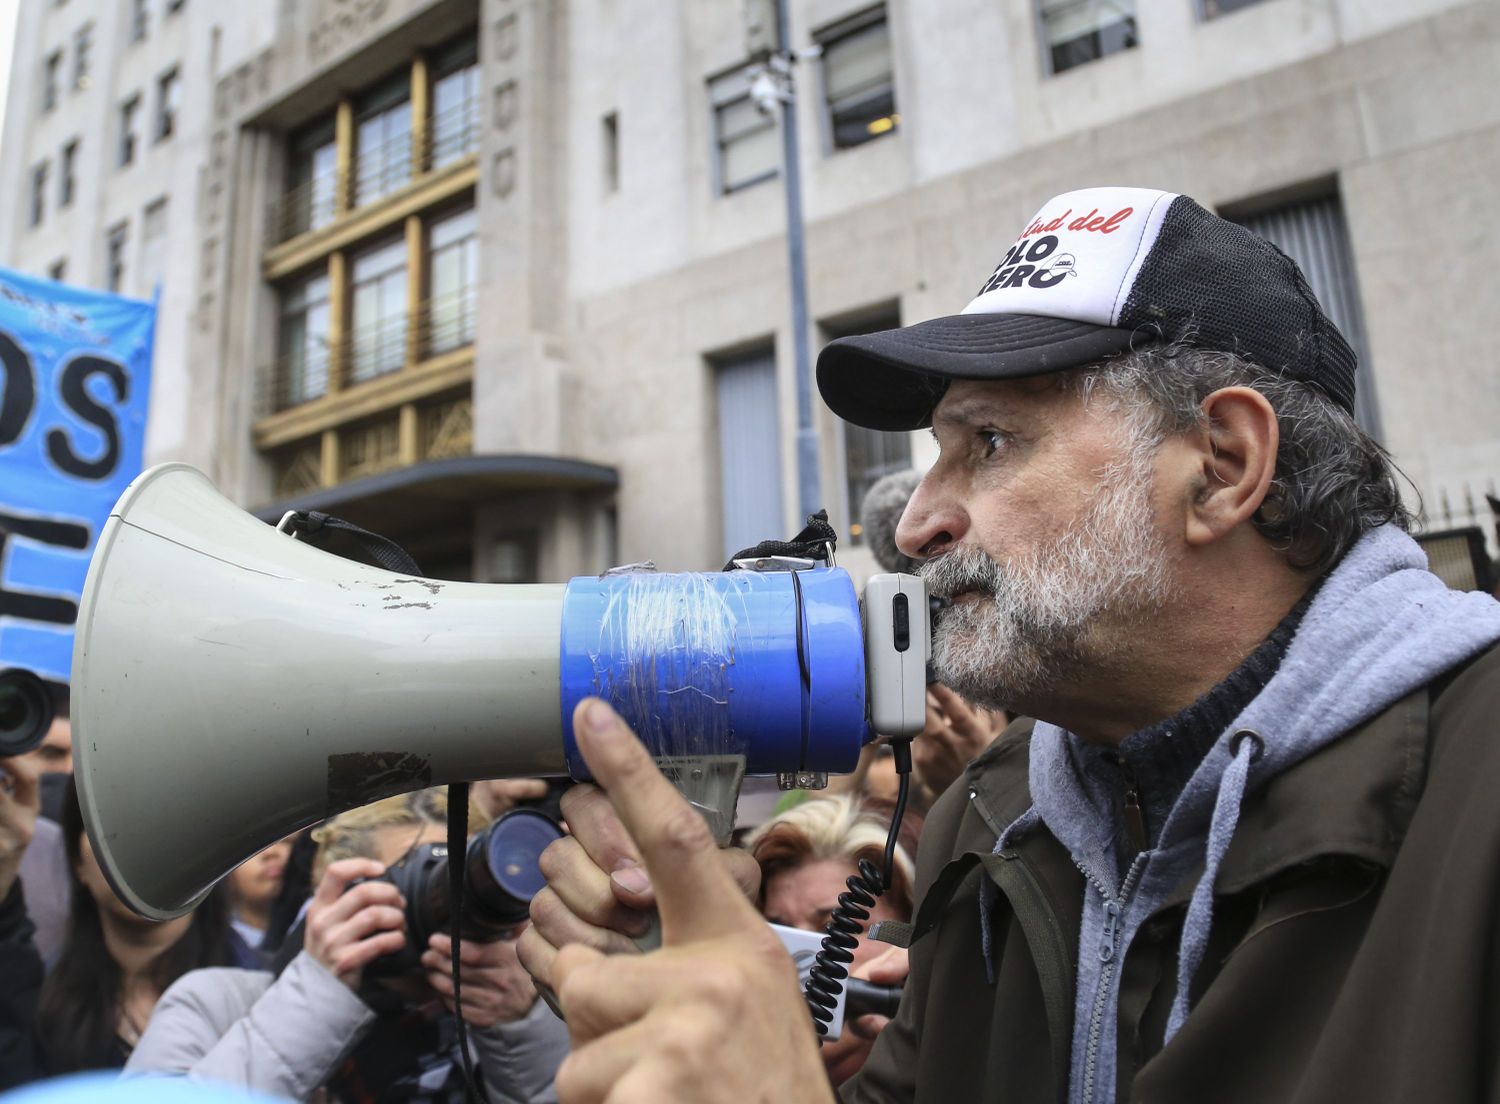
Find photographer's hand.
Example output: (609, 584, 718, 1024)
(912, 683, 1007, 807)
(0, 754, 40, 900)
(423, 929, 538, 1027)
(549, 700, 832, 1104)
(304, 859, 407, 991)
(518, 775, 760, 991)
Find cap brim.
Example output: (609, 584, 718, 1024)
(816, 313, 1143, 430)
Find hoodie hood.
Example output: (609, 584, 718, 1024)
(1020, 524, 1500, 1102)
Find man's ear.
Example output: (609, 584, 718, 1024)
(1184, 387, 1279, 548)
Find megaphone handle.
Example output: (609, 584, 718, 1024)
(536, 755, 745, 1021)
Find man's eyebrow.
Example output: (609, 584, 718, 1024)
(932, 397, 1016, 430)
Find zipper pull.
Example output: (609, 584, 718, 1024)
(1100, 899, 1122, 963)
(1123, 784, 1147, 855)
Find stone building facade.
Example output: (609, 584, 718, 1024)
(3, 0, 1497, 584)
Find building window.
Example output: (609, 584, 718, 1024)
(426, 205, 477, 355)
(118, 95, 140, 166)
(276, 271, 332, 409)
(48, 259, 67, 282)
(709, 65, 778, 194)
(30, 163, 49, 228)
(1038, 0, 1138, 75)
(282, 115, 339, 240)
(105, 222, 128, 292)
(601, 112, 620, 194)
(130, 0, 148, 42)
(155, 68, 180, 142)
(1198, 0, 1268, 16)
(819, 8, 898, 149)
(1233, 193, 1381, 435)
(140, 198, 168, 292)
(353, 74, 412, 207)
(42, 51, 61, 112)
(348, 236, 408, 383)
(72, 24, 92, 91)
(430, 37, 480, 168)
(59, 140, 77, 208)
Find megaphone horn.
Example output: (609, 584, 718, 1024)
(74, 465, 919, 921)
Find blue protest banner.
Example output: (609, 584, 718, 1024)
(0, 268, 155, 684)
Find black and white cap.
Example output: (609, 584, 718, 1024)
(817, 186, 1358, 430)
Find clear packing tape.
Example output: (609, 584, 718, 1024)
(593, 570, 748, 844)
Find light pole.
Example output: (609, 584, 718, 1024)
(746, 0, 822, 523)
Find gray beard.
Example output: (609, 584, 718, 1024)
(919, 452, 1176, 712)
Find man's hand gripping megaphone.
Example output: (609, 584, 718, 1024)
(520, 698, 836, 1104)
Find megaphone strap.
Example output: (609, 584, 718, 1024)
(722, 509, 838, 572)
(276, 510, 424, 576)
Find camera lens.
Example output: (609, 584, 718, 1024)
(461, 808, 563, 936)
(484, 809, 561, 901)
(0, 669, 54, 758)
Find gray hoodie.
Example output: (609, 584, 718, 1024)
(995, 525, 1500, 1104)
(124, 950, 569, 1103)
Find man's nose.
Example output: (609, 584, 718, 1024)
(895, 480, 967, 561)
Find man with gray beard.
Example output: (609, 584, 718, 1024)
(519, 188, 1500, 1104)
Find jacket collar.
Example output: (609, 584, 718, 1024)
(965, 685, 1428, 904)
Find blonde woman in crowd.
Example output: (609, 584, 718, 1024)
(746, 794, 917, 1089)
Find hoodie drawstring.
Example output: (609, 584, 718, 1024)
(1164, 728, 1264, 1041)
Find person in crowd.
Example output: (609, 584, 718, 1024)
(1, 752, 45, 1089)
(257, 829, 316, 957)
(18, 683, 72, 961)
(226, 839, 292, 955)
(911, 683, 1006, 811)
(37, 777, 253, 1076)
(747, 796, 915, 1088)
(126, 788, 569, 1103)
(21, 684, 72, 780)
(472, 778, 551, 822)
(519, 187, 1500, 1104)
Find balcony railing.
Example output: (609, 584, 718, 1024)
(266, 97, 482, 249)
(259, 286, 478, 417)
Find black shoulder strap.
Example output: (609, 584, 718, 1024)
(906, 849, 1075, 1093)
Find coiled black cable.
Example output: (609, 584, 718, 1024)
(804, 737, 913, 1035)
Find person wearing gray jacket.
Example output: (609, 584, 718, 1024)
(126, 792, 569, 1102)
(125, 946, 566, 1103)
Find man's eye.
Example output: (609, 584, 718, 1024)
(978, 429, 1007, 457)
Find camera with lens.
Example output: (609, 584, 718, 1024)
(0, 668, 55, 759)
(361, 807, 562, 978)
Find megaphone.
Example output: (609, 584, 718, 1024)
(74, 464, 929, 921)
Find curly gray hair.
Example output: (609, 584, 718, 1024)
(1071, 343, 1412, 575)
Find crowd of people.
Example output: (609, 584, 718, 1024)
(6, 183, 1500, 1104)
(1, 659, 992, 1102)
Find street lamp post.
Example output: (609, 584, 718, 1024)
(747, 0, 822, 524)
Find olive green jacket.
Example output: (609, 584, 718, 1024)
(845, 643, 1500, 1104)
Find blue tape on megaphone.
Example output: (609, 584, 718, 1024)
(557, 566, 868, 778)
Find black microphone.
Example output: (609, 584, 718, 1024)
(844, 978, 903, 1020)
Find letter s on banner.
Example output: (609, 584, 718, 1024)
(0, 268, 155, 683)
